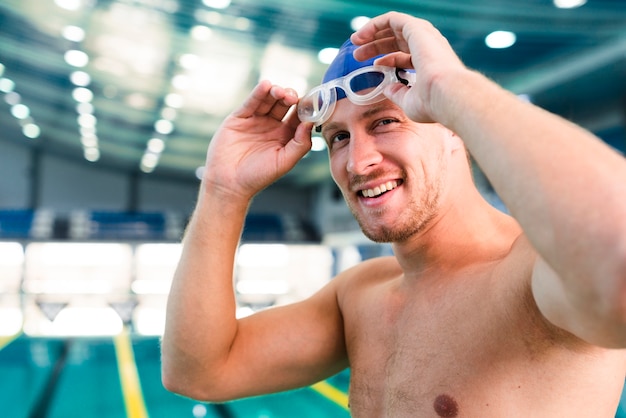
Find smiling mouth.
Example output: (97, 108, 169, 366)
(360, 180, 400, 198)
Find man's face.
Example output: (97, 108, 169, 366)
(320, 98, 453, 243)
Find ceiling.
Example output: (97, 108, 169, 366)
(0, 0, 625, 187)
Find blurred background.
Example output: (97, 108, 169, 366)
(0, 0, 625, 416)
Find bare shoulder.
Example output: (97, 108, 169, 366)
(332, 255, 402, 293)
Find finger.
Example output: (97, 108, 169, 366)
(352, 37, 403, 62)
(267, 86, 298, 121)
(373, 51, 414, 70)
(350, 12, 409, 44)
(284, 107, 308, 132)
(232, 80, 274, 119)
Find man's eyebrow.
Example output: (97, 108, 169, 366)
(321, 103, 394, 136)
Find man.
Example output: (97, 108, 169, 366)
(162, 11, 626, 417)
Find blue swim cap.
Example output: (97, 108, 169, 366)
(322, 39, 384, 100)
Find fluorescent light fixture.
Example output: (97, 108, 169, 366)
(190, 25, 213, 41)
(0, 242, 24, 265)
(72, 87, 93, 103)
(554, 0, 586, 8)
(236, 279, 290, 295)
(76, 102, 94, 114)
(80, 135, 98, 147)
(64, 50, 89, 67)
(311, 136, 326, 152)
(147, 137, 165, 153)
(84, 147, 100, 162)
(70, 70, 91, 86)
(134, 308, 165, 335)
(179, 53, 200, 70)
(351, 16, 371, 31)
(0, 308, 22, 336)
(485, 31, 517, 49)
(77, 113, 97, 128)
(50, 307, 123, 336)
(62, 25, 85, 42)
(202, 0, 231, 9)
(318, 47, 339, 64)
(55, 0, 82, 11)
(154, 119, 174, 135)
(165, 93, 183, 108)
(23, 123, 41, 139)
(237, 244, 289, 267)
(0, 78, 15, 93)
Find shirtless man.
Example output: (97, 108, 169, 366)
(161, 12, 626, 417)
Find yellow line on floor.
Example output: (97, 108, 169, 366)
(113, 328, 149, 418)
(310, 380, 350, 411)
(0, 331, 22, 351)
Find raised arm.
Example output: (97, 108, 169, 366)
(351, 12, 626, 347)
(161, 81, 347, 401)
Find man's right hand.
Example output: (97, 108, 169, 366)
(201, 80, 313, 203)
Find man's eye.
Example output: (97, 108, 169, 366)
(378, 118, 397, 126)
(330, 132, 349, 144)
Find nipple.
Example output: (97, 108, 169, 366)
(433, 394, 458, 417)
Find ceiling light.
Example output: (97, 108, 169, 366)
(350, 16, 370, 31)
(485, 31, 516, 49)
(64, 50, 89, 67)
(84, 147, 100, 162)
(0, 78, 15, 93)
(72, 87, 93, 103)
(77, 113, 97, 128)
(554, 0, 586, 8)
(23, 123, 41, 139)
(233, 17, 251, 31)
(147, 137, 165, 153)
(190, 25, 213, 41)
(195, 166, 204, 180)
(318, 47, 339, 64)
(141, 153, 159, 171)
(202, 0, 231, 9)
(154, 119, 174, 135)
(62, 25, 85, 42)
(10, 104, 30, 119)
(164, 93, 183, 109)
(4, 91, 20, 105)
(54, 0, 83, 11)
(161, 107, 177, 120)
(311, 136, 326, 152)
(172, 74, 190, 90)
(70, 70, 91, 86)
(80, 135, 98, 147)
(179, 53, 199, 69)
(125, 93, 152, 109)
(76, 102, 94, 114)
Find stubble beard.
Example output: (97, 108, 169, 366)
(348, 183, 441, 244)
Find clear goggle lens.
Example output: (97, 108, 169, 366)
(297, 65, 414, 127)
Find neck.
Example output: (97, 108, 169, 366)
(391, 180, 521, 280)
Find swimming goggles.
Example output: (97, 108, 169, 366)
(297, 65, 415, 127)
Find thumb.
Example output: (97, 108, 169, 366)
(283, 122, 314, 164)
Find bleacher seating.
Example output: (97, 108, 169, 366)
(0, 209, 34, 239)
(86, 211, 167, 241)
(0, 209, 320, 243)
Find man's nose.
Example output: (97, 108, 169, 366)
(346, 133, 383, 175)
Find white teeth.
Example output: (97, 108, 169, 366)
(361, 180, 398, 198)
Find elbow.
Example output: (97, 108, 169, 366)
(161, 357, 236, 403)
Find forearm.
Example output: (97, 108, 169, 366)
(162, 183, 250, 395)
(432, 70, 626, 300)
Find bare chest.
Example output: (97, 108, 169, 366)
(340, 274, 621, 417)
